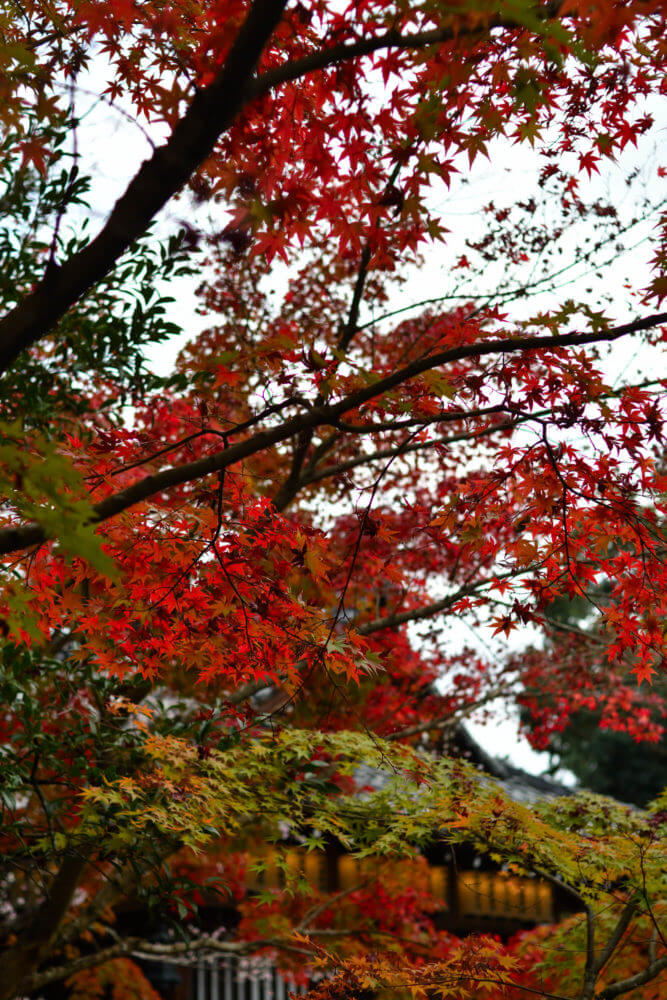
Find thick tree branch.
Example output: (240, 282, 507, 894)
(54, 857, 159, 952)
(0, 0, 289, 375)
(0, 312, 665, 558)
(0, 852, 89, 1000)
(302, 429, 343, 478)
(22, 941, 133, 993)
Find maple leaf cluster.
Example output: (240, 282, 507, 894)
(0, 0, 666, 998)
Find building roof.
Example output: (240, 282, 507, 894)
(451, 726, 573, 803)
(353, 725, 573, 804)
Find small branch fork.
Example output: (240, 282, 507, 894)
(272, 176, 381, 513)
(578, 892, 667, 1000)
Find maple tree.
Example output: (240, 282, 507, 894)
(0, 0, 666, 998)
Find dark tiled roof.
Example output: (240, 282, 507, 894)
(353, 725, 573, 804)
(452, 726, 573, 802)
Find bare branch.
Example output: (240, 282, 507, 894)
(332, 403, 507, 434)
(303, 416, 518, 485)
(24, 933, 311, 992)
(385, 685, 512, 742)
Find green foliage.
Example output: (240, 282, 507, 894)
(77, 727, 666, 915)
(0, 122, 198, 426)
(0, 646, 147, 831)
(0, 420, 116, 583)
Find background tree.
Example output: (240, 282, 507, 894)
(0, 0, 666, 997)
(520, 592, 667, 806)
(546, 708, 667, 805)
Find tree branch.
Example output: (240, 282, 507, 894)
(339, 245, 373, 354)
(23, 932, 310, 992)
(249, 4, 563, 101)
(0, 0, 289, 375)
(0, 852, 89, 1000)
(595, 955, 667, 1000)
(332, 403, 507, 434)
(0, 312, 665, 558)
(357, 563, 543, 636)
(272, 241, 373, 511)
(302, 415, 518, 485)
(385, 685, 512, 742)
(54, 857, 159, 952)
(593, 897, 638, 977)
(301, 374, 664, 487)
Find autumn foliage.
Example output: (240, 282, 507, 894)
(0, 0, 666, 998)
